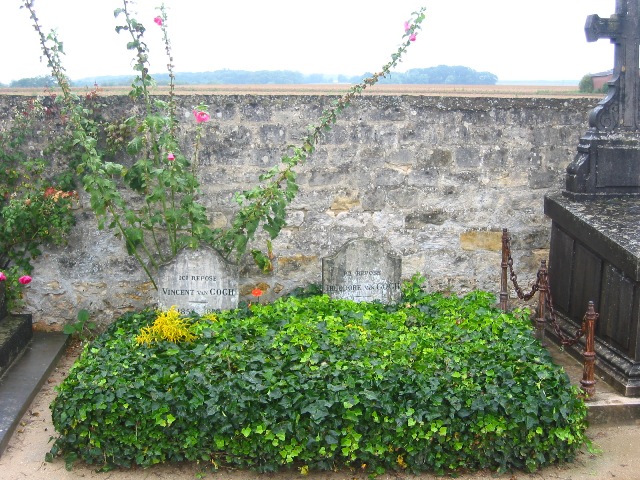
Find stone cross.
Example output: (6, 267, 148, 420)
(585, 0, 640, 131)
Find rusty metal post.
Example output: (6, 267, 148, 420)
(580, 301, 598, 398)
(535, 260, 548, 346)
(500, 228, 509, 312)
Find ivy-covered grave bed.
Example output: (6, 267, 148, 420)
(47, 280, 588, 475)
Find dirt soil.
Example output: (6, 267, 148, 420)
(1, 344, 639, 480)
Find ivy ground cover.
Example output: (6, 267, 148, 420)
(48, 288, 587, 475)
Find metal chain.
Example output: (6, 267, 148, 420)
(504, 230, 584, 346)
(544, 283, 585, 347)
(505, 236, 539, 301)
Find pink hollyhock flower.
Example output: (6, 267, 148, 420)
(154, 16, 163, 26)
(19, 275, 32, 285)
(409, 33, 417, 42)
(404, 21, 411, 32)
(167, 153, 175, 161)
(193, 110, 210, 123)
(0, 272, 6, 281)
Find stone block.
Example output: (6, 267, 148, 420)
(277, 255, 318, 275)
(455, 147, 483, 168)
(329, 195, 361, 215)
(460, 230, 502, 251)
(240, 101, 272, 122)
(259, 124, 287, 145)
(405, 210, 449, 228)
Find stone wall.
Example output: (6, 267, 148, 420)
(0, 94, 594, 328)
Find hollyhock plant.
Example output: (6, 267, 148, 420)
(193, 110, 210, 123)
(404, 19, 418, 41)
(23, 0, 425, 291)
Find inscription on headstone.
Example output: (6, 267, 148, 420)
(156, 247, 238, 314)
(322, 238, 402, 304)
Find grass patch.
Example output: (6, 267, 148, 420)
(47, 282, 587, 475)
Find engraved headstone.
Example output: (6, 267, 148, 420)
(156, 247, 238, 314)
(322, 238, 402, 304)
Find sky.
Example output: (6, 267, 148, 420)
(1, 0, 618, 85)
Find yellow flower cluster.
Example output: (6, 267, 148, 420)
(136, 306, 197, 345)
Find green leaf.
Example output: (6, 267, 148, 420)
(126, 136, 144, 155)
(251, 249, 273, 273)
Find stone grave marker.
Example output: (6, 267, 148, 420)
(545, 0, 640, 395)
(156, 247, 238, 314)
(322, 238, 402, 304)
(565, 0, 640, 196)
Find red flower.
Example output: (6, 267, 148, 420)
(18, 276, 32, 285)
(167, 153, 175, 161)
(251, 288, 264, 297)
(0, 272, 6, 282)
(154, 16, 163, 26)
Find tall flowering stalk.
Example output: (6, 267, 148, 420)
(22, 0, 425, 288)
(23, 0, 215, 289)
(219, 9, 426, 261)
(23, 0, 152, 282)
(113, 1, 213, 266)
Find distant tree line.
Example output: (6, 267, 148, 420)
(2, 75, 60, 88)
(2, 65, 498, 88)
(578, 73, 609, 94)
(376, 66, 498, 85)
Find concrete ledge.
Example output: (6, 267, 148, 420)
(548, 343, 640, 425)
(0, 332, 68, 457)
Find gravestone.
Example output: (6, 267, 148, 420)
(156, 247, 238, 314)
(544, 0, 640, 395)
(564, 0, 640, 196)
(322, 238, 402, 304)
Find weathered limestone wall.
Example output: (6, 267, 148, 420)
(0, 94, 594, 328)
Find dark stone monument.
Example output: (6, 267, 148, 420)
(156, 247, 239, 314)
(545, 0, 640, 395)
(565, 0, 640, 196)
(0, 282, 33, 378)
(322, 238, 402, 304)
